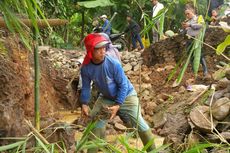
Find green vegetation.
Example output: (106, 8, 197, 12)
(0, 0, 229, 152)
(1, 122, 228, 153)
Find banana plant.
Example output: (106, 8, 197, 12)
(140, 7, 168, 39)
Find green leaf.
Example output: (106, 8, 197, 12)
(22, 141, 27, 153)
(216, 35, 230, 55)
(167, 52, 186, 83)
(75, 122, 97, 152)
(192, 25, 206, 76)
(0, 141, 25, 151)
(35, 136, 50, 153)
(183, 143, 219, 153)
(77, 0, 114, 8)
(149, 144, 171, 153)
(173, 45, 194, 87)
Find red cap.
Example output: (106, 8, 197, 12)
(83, 33, 108, 65)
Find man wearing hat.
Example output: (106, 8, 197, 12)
(151, 0, 164, 43)
(80, 33, 155, 153)
(100, 14, 112, 36)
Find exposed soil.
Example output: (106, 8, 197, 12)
(0, 27, 229, 151)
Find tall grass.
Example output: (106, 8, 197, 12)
(0, 121, 228, 153)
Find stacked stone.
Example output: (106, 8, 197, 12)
(38, 46, 84, 80)
(121, 51, 160, 125)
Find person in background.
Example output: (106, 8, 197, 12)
(92, 17, 101, 33)
(80, 33, 155, 153)
(182, 7, 209, 78)
(210, 9, 220, 26)
(151, 0, 164, 43)
(124, 14, 144, 52)
(100, 14, 112, 36)
(208, 0, 224, 16)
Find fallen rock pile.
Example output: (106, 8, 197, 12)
(38, 41, 229, 151)
(158, 67, 230, 151)
(38, 46, 85, 108)
(39, 46, 84, 79)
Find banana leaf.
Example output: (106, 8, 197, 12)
(77, 0, 114, 8)
(192, 25, 206, 76)
(216, 35, 230, 55)
(140, 8, 168, 35)
(173, 44, 194, 87)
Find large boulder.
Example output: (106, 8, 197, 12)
(212, 97, 230, 121)
(190, 106, 216, 133)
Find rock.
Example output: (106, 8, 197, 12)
(156, 67, 165, 72)
(145, 102, 157, 115)
(179, 86, 186, 93)
(142, 75, 151, 84)
(123, 63, 132, 72)
(135, 52, 141, 58)
(210, 148, 229, 153)
(164, 65, 175, 71)
(164, 134, 185, 150)
(141, 83, 152, 89)
(165, 30, 175, 37)
(133, 64, 140, 71)
(160, 112, 189, 138)
(130, 61, 137, 66)
(216, 77, 230, 90)
(38, 46, 50, 52)
(186, 84, 208, 92)
(207, 132, 230, 142)
(123, 59, 129, 64)
(213, 67, 230, 81)
(212, 97, 230, 121)
(114, 123, 127, 132)
(144, 114, 153, 123)
(152, 112, 167, 129)
(224, 92, 230, 98)
(157, 93, 170, 101)
(225, 69, 230, 80)
(190, 106, 216, 133)
(141, 95, 152, 101)
(108, 116, 123, 125)
(213, 89, 227, 100)
(187, 132, 202, 148)
(141, 89, 150, 96)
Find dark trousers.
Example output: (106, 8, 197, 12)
(186, 40, 208, 75)
(131, 33, 144, 49)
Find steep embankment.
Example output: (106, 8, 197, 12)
(0, 27, 229, 152)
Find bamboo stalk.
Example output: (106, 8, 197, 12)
(25, 120, 49, 145)
(33, 28, 40, 131)
(0, 17, 68, 28)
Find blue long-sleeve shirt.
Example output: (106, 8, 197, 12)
(102, 19, 111, 35)
(80, 56, 135, 105)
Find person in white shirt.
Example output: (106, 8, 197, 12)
(151, 0, 164, 43)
